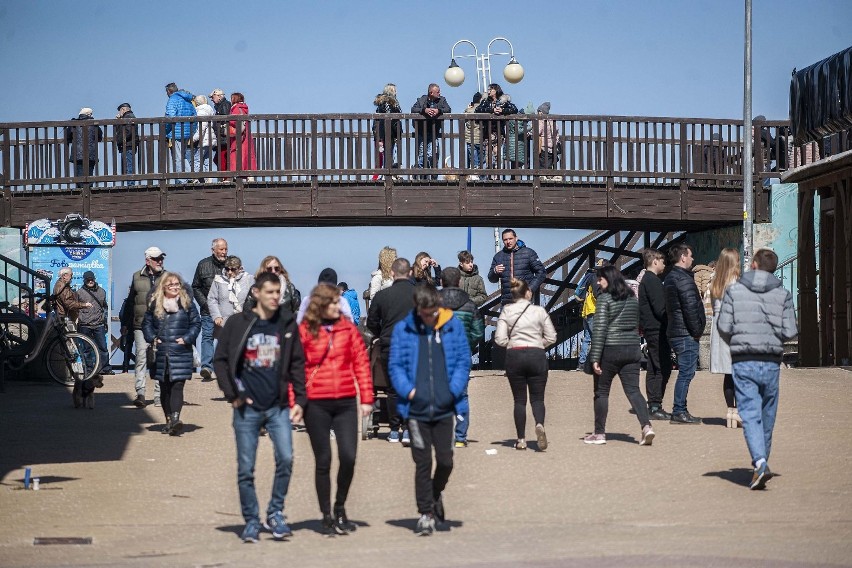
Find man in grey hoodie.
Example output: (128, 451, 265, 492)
(717, 248, 798, 490)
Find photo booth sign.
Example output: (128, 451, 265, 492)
(25, 217, 116, 319)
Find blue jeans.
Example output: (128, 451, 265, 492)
(233, 404, 294, 524)
(466, 143, 482, 170)
(578, 315, 593, 365)
(732, 361, 780, 466)
(199, 315, 214, 372)
(78, 324, 111, 373)
(122, 149, 135, 185)
(454, 384, 469, 442)
(170, 138, 192, 182)
(670, 336, 699, 414)
(416, 138, 438, 172)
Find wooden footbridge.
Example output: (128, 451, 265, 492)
(0, 114, 803, 231)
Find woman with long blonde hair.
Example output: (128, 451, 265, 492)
(299, 283, 373, 536)
(254, 255, 300, 313)
(143, 272, 201, 435)
(412, 251, 441, 287)
(369, 246, 397, 300)
(709, 248, 742, 427)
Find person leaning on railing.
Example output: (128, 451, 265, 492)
(65, 107, 103, 188)
(227, 92, 257, 180)
(115, 103, 138, 186)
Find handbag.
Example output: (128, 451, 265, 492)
(146, 339, 157, 374)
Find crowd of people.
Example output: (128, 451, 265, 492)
(64, 81, 566, 187)
(48, 227, 796, 541)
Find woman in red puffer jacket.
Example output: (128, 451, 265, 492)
(299, 283, 373, 537)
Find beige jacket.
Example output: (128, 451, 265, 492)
(494, 300, 557, 349)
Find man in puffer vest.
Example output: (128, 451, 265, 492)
(717, 249, 797, 490)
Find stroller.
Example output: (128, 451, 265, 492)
(361, 331, 392, 440)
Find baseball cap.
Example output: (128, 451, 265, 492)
(145, 246, 166, 259)
(83, 271, 96, 281)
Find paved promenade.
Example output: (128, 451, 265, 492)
(1, 367, 851, 567)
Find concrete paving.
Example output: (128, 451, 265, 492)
(1, 367, 851, 568)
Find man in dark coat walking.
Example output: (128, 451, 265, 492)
(663, 243, 706, 425)
(488, 229, 546, 305)
(638, 249, 671, 419)
(192, 237, 229, 380)
(367, 257, 415, 444)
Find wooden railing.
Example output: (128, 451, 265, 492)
(0, 114, 820, 191)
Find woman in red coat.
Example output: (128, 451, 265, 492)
(227, 92, 257, 176)
(299, 283, 373, 537)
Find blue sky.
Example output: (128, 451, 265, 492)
(1, 1, 850, 307)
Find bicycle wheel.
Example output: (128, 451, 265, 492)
(44, 332, 101, 386)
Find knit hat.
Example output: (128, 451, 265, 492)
(753, 115, 766, 122)
(472, 92, 483, 104)
(318, 267, 338, 284)
(537, 102, 551, 114)
(83, 271, 96, 282)
(79, 107, 93, 117)
(117, 103, 131, 112)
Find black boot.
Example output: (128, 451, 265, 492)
(161, 414, 171, 434)
(333, 506, 356, 534)
(320, 514, 337, 537)
(168, 412, 182, 436)
(72, 379, 84, 408)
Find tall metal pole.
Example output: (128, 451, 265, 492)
(742, 0, 754, 270)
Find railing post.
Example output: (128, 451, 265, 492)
(1, 127, 11, 226)
(310, 119, 318, 217)
(158, 123, 168, 223)
(679, 121, 689, 220)
(605, 118, 614, 218)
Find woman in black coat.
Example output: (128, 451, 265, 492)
(143, 272, 201, 436)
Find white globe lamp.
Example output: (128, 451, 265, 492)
(444, 59, 465, 87)
(503, 57, 524, 84)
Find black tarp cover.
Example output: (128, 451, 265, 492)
(790, 45, 852, 144)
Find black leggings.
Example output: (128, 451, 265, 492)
(304, 397, 358, 515)
(505, 348, 548, 439)
(160, 379, 185, 416)
(723, 373, 736, 408)
(594, 345, 651, 434)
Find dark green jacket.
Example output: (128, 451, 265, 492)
(440, 287, 484, 349)
(589, 292, 640, 363)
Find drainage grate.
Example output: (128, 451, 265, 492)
(34, 537, 92, 545)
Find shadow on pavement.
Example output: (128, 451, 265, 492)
(603, 432, 638, 444)
(0, 382, 156, 481)
(386, 518, 463, 532)
(702, 417, 727, 427)
(703, 467, 754, 487)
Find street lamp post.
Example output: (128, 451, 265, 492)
(446, 38, 524, 254)
(444, 37, 524, 93)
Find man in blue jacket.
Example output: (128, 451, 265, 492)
(164, 82, 197, 184)
(717, 249, 797, 490)
(389, 284, 471, 536)
(488, 229, 546, 305)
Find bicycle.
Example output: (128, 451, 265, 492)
(1, 294, 101, 386)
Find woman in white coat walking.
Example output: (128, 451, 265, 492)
(709, 248, 741, 427)
(495, 278, 557, 451)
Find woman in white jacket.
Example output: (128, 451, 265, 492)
(368, 246, 396, 300)
(709, 248, 741, 427)
(192, 95, 217, 182)
(495, 278, 557, 451)
(207, 256, 254, 336)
